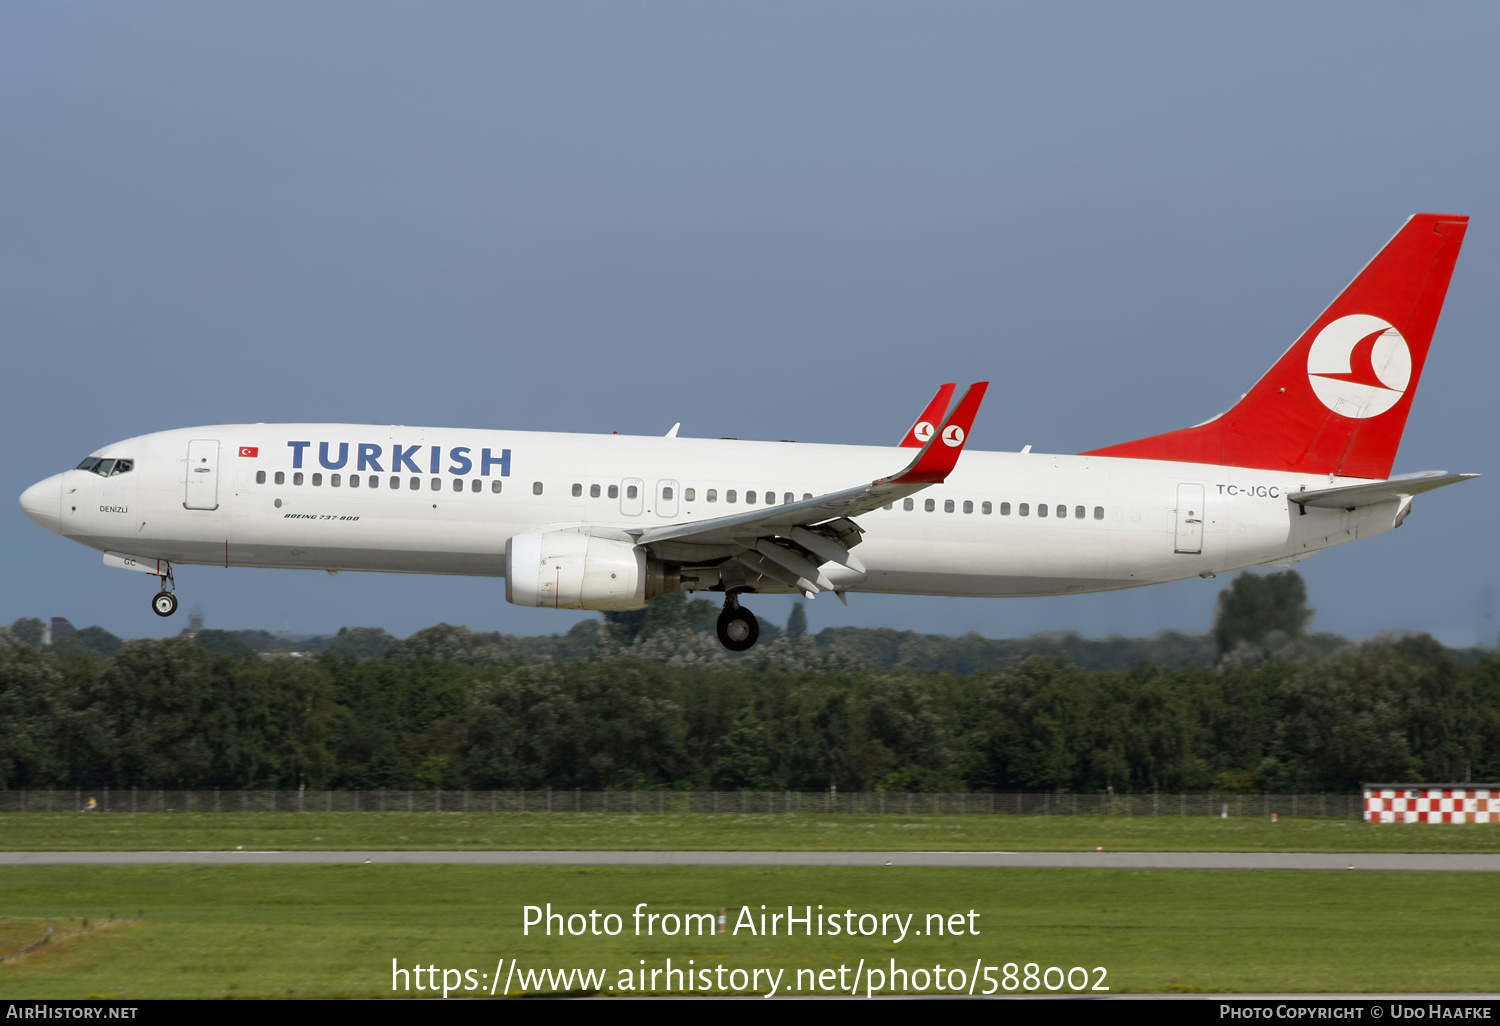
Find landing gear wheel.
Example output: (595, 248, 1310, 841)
(716, 607, 759, 651)
(152, 591, 178, 617)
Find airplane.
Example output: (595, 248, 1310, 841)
(19, 213, 1475, 651)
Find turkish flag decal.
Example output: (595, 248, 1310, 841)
(238, 446, 259, 458)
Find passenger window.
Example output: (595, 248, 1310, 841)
(1019, 503, 1029, 516)
(452, 479, 463, 492)
(491, 480, 502, 493)
(903, 498, 914, 511)
(1038, 503, 1048, 517)
(427, 478, 437, 491)
(349, 475, 359, 489)
(275, 471, 285, 485)
(111, 460, 133, 475)
(784, 492, 794, 504)
(608, 485, 618, 499)
(312, 473, 323, 486)
(662, 486, 673, 500)
(590, 484, 600, 498)
(294, 472, 304, 486)
(369, 476, 378, 488)
(726, 490, 737, 503)
(803, 493, 812, 500)
(1094, 506, 1104, 520)
(390, 476, 400, 489)
(1056, 504, 1066, 518)
(626, 484, 637, 499)
(572, 483, 583, 497)
(1076, 506, 1086, 519)
(883, 503, 893, 511)
(409, 477, 419, 490)
(330, 474, 340, 487)
(944, 499, 955, 513)
(95, 459, 116, 476)
(685, 488, 695, 502)
(985, 501, 996, 515)
(924, 498, 935, 512)
(471, 479, 481, 493)
(707, 489, 717, 502)
(256, 471, 266, 484)
(747, 491, 757, 503)
(963, 500, 973, 514)
(533, 481, 543, 495)
(997, 502, 1007, 515)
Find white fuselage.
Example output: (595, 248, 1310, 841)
(26, 424, 1402, 599)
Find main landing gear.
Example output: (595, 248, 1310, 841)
(151, 562, 178, 618)
(716, 594, 759, 652)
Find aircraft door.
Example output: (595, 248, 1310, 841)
(619, 478, 644, 516)
(184, 439, 221, 510)
(656, 479, 679, 518)
(1173, 483, 1204, 554)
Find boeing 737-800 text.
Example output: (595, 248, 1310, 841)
(19, 214, 1475, 649)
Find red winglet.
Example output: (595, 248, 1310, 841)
(899, 383, 956, 447)
(886, 382, 988, 484)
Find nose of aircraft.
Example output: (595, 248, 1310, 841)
(19, 474, 63, 535)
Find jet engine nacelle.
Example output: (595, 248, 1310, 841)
(504, 531, 676, 611)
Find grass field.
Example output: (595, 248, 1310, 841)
(2, 812, 1497, 853)
(0, 865, 1496, 997)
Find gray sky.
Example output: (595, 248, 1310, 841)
(5, 3, 1497, 644)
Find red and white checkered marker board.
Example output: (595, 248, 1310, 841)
(1363, 787, 1500, 823)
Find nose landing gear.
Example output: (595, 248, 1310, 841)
(716, 594, 760, 651)
(151, 562, 178, 617)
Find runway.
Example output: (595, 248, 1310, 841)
(2, 850, 1497, 870)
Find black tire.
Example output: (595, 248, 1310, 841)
(152, 591, 178, 617)
(716, 607, 759, 651)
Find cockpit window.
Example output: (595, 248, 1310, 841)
(76, 456, 133, 476)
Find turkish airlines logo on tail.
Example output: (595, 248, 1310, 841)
(1306, 314, 1411, 419)
(942, 424, 966, 447)
(911, 421, 935, 444)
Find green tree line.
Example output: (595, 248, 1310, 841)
(2, 573, 1497, 793)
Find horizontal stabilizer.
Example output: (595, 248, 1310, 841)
(1288, 471, 1477, 510)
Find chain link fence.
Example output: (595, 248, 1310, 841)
(0, 788, 1363, 818)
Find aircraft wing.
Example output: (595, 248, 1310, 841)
(1288, 470, 1478, 510)
(631, 383, 988, 595)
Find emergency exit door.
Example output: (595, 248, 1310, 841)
(619, 478, 644, 516)
(184, 439, 221, 510)
(655, 480, 679, 518)
(1174, 483, 1204, 554)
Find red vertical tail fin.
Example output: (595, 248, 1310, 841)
(1083, 214, 1469, 479)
